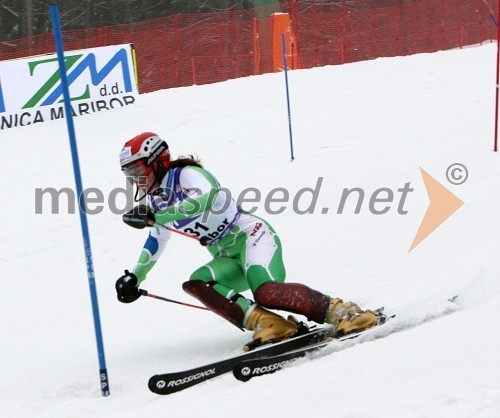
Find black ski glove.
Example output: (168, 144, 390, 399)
(123, 205, 155, 229)
(115, 270, 141, 303)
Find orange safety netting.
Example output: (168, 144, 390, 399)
(0, 1, 496, 94)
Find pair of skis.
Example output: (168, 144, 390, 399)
(147, 296, 460, 395)
(148, 308, 388, 395)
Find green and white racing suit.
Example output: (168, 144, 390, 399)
(132, 165, 288, 316)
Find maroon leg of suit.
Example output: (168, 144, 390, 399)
(254, 282, 330, 324)
(183, 280, 245, 329)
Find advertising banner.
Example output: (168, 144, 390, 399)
(0, 44, 139, 130)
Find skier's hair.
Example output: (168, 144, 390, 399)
(170, 155, 203, 169)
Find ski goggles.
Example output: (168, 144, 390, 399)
(122, 159, 150, 184)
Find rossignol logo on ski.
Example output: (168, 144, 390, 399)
(245, 358, 298, 376)
(165, 368, 216, 387)
(240, 367, 252, 377)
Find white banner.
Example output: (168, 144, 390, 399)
(0, 44, 139, 130)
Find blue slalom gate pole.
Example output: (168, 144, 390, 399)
(281, 34, 295, 161)
(50, 4, 110, 396)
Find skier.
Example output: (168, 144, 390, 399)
(116, 132, 380, 345)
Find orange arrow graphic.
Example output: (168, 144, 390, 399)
(409, 168, 464, 252)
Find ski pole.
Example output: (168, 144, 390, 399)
(140, 289, 209, 311)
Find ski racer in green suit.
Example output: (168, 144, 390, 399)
(116, 132, 379, 344)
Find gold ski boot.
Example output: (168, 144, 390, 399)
(327, 298, 379, 336)
(244, 305, 298, 350)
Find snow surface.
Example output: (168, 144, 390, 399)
(2, 44, 500, 418)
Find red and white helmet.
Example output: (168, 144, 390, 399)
(119, 132, 171, 197)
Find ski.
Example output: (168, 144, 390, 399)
(148, 325, 335, 395)
(233, 330, 365, 382)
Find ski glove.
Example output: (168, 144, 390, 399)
(123, 205, 155, 229)
(116, 270, 141, 303)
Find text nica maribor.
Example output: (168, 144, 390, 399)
(1, 95, 135, 130)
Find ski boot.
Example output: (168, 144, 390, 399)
(327, 298, 379, 337)
(244, 305, 300, 351)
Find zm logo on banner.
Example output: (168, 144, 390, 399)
(0, 44, 139, 130)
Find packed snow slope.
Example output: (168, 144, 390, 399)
(1, 44, 500, 418)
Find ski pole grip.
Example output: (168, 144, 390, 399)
(139, 289, 149, 297)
